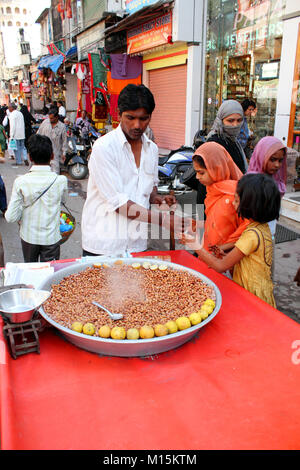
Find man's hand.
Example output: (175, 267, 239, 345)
(175, 225, 203, 251)
(61, 154, 66, 163)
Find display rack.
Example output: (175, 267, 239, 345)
(226, 55, 251, 101)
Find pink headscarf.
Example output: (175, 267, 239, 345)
(247, 136, 287, 196)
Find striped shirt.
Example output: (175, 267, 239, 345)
(5, 166, 68, 245)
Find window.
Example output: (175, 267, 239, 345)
(23, 9, 27, 15)
(15, 7, 20, 14)
(24, 23, 28, 27)
(16, 21, 21, 26)
(7, 21, 13, 26)
(6, 7, 11, 14)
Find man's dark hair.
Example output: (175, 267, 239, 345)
(241, 99, 256, 112)
(27, 134, 53, 164)
(48, 106, 59, 117)
(236, 173, 280, 223)
(118, 84, 155, 115)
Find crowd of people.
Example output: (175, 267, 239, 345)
(0, 85, 297, 309)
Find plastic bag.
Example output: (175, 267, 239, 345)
(8, 139, 17, 150)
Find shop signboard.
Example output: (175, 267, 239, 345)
(125, 0, 159, 15)
(77, 22, 105, 61)
(127, 12, 172, 54)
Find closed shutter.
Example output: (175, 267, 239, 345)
(149, 64, 187, 150)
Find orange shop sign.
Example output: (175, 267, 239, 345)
(127, 12, 172, 54)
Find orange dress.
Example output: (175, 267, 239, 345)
(193, 141, 250, 251)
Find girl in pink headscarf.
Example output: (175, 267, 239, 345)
(247, 136, 287, 197)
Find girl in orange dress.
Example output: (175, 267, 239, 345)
(192, 141, 249, 252)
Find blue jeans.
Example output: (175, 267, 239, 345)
(14, 139, 28, 165)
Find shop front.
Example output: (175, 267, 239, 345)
(203, 0, 286, 140)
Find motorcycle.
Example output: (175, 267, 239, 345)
(64, 127, 89, 180)
(157, 130, 207, 195)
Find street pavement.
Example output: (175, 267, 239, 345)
(0, 155, 299, 323)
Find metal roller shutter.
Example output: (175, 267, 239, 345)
(149, 64, 187, 150)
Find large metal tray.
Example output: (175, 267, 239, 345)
(38, 257, 222, 357)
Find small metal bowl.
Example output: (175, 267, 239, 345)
(0, 288, 51, 324)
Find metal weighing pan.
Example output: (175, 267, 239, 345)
(38, 257, 222, 357)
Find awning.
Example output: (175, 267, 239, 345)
(66, 46, 77, 58)
(37, 54, 64, 73)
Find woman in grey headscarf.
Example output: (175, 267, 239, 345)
(206, 99, 248, 173)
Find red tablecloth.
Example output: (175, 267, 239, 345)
(1, 250, 300, 450)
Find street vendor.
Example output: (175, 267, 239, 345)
(81, 84, 189, 257)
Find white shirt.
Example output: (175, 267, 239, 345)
(58, 106, 66, 118)
(5, 166, 68, 245)
(81, 125, 159, 255)
(9, 109, 25, 140)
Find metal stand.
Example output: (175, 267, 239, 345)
(3, 319, 41, 359)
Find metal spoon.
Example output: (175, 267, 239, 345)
(92, 301, 123, 321)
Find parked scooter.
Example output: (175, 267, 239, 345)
(64, 127, 89, 180)
(157, 130, 207, 195)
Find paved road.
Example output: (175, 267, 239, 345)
(0, 157, 299, 323)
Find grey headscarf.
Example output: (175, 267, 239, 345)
(207, 99, 248, 169)
(207, 100, 244, 138)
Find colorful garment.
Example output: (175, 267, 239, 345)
(233, 222, 276, 307)
(247, 136, 287, 197)
(194, 142, 250, 250)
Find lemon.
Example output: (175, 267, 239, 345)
(126, 328, 140, 340)
(71, 321, 83, 333)
(176, 316, 191, 330)
(140, 325, 155, 339)
(142, 262, 151, 269)
(93, 263, 102, 268)
(114, 259, 123, 266)
(82, 322, 95, 335)
(189, 312, 202, 325)
(98, 325, 111, 338)
(159, 265, 168, 271)
(102, 263, 110, 268)
(132, 262, 141, 269)
(165, 320, 178, 334)
(204, 298, 215, 308)
(154, 324, 169, 337)
(150, 264, 158, 270)
(199, 310, 209, 320)
(201, 304, 214, 314)
(111, 326, 126, 340)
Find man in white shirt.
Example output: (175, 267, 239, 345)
(57, 101, 66, 122)
(8, 102, 29, 166)
(5, 134, 68, 262)
(81, 84, 186, 257)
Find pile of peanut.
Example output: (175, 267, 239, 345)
(43, 261, 216, 340)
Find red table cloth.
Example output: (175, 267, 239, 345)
(1, 250, 300, 450)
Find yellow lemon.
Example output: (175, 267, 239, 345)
(142, 262, 151, 269)
(126, 328, 140, 340)
(204, 298, 215, 309)
(111, 326, 126, 340)
(132, 262, 141, 269)
(114, 259, 123, 266)
(165, 320, 178, 334)
(82, 322, 95, 335)
(98, 325, 111, 338)
(201, 304, 214, 314)
(158, 265, 168, 271)
(154, 324, 169, 337)
(199, 310, 209, 320)
(139, 325, 155, 339)
(176, 316, 191, 330)
(150, 264, 158, 270)
(71, 321, 83, 333)
(189, 312, 202, 325)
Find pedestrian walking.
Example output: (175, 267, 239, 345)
(7, 102, 29, 166)
(0, 122, 8, 163)
(37, 106, 68, 174)
(5, 134, 68, 262)
(20, 104, 36, 149)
